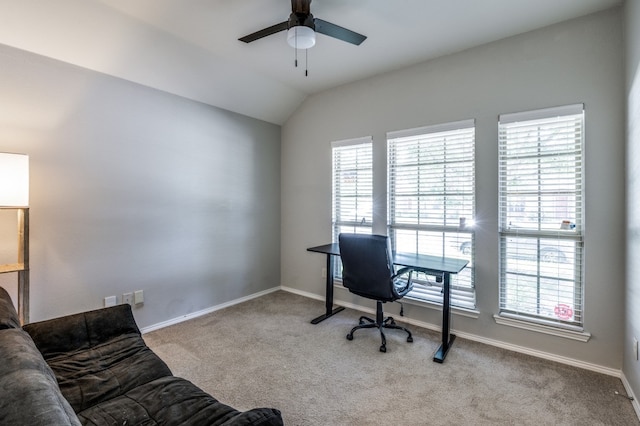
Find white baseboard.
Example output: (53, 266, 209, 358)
(140, 285, 637, 421)
(142, 285, 622, 378)
(279, 287, 622, 377)
(621, 373, 640, 419)
(279, 285, 327, 302)
(455, 331, 620, 377)
(139, 286, 281, 334)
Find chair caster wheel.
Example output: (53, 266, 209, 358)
(407, 336, 413, 343)
(346, 334, 353, 341)
(380, 346, 386, 353)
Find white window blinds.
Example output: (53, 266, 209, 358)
(332, 137, 373, 242)
(387, 120, 475, 309)
(498, 104, 584, 328)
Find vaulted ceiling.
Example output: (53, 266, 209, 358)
(0, 0, 622, 125)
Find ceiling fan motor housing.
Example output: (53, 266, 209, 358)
(288, 12, 315, 31)
(291, 0, 311, 15)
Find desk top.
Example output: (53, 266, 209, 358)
(307, 243, 468, 275)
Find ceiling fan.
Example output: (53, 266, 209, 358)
(238, 0, 367, 48)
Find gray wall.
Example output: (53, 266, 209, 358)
(625, 0, 640, 397)
(282, 8, 625, 369)
(0, 44, 281, 328)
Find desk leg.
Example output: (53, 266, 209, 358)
(433, 272, 456, 363)
(311, 253, 345, 324)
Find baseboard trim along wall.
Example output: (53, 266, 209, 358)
(140, 287, 281, 334)
(140, 284, 638, 421)
(140, 285, 621, 378)
(621, 373, 640, 419)
(280, 286, 621, 378)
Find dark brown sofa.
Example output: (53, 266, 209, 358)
(0, 287, 283, 425)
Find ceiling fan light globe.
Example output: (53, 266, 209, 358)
(287, 26, 316, 49)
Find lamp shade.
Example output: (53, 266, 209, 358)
(0, 153, 29, 207)
(287, 26, 316, 49)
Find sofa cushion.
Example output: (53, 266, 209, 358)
(77, 376, 283, 426)
(24, 304, 173, 413)
(0, 286, 21, 329)
(24, 304, 143, 357)
(0, 328, 81, 425)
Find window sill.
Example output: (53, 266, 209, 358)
(493, 314, 591, 342)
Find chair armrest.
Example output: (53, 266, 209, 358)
(393, 265, 445, 291)
(404, 267, 445, 283)
(392, 267, 414, 293)
(392, 267, 414, 280)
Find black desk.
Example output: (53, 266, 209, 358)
(307, 243, 468, 363)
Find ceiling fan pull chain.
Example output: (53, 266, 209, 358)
(305, 48, 309, 77)
(294, 28, 298, 68)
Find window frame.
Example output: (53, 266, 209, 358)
(498, 104, 585, 330)
(331, 137, 373, 277)
(387, 119, 476, 310)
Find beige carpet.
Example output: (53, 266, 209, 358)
(143, 291, 638, 425)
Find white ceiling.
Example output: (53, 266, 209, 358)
(0, 0, 622, 125)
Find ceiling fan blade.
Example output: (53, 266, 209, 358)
(239, 21, 288, 43)
(314, 19, 366, 45)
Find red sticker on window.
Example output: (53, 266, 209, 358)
(554, 304, 573, 320)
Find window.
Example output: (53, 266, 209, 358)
(332, 137, 373, 275)
(498, 104, 584, 329)
(387, 120, 475, 309)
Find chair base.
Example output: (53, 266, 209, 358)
(346, 301, 413, 352)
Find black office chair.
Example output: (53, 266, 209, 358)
(338, 233, 416, 353)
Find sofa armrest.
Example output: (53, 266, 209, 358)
(0, 328, 81, 425)
(0, 286, 21, 329)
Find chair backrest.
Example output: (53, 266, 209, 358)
(338, 233, 396, 302)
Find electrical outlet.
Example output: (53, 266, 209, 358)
(321, 267, 327, 278)
(122, 292, 133, 305)
(104, 296, 117, 307)
(134, 290, 144, 305)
